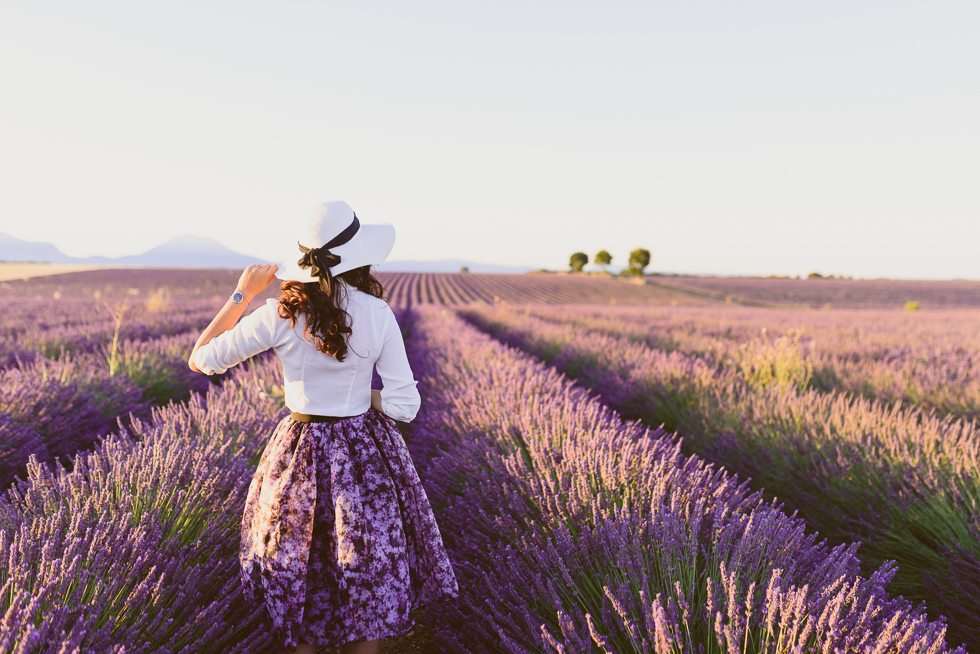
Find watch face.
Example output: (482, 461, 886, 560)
(232, 291, 245, 303)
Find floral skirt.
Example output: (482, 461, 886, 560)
(239, 407, 459, 650)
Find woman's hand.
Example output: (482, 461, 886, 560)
(237, 263, 280, 302)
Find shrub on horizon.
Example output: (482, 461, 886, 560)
(627, 247, 651, 275)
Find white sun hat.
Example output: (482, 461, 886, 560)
(274, 201, 396, 283)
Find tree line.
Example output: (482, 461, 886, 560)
(568, 248, 650, 275)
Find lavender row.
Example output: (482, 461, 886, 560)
(0, 330, 213, 489)
(0, 292, 282, 488)
(0, 306, 418, 652)
(522, 303, 980, 421)
(376, 271, 702, 306)
(5, 268, 979, 310)
(458, 305, 980, 647)
(0, 296, 221, 366)
(656, 276, 980, 309)
(0, 352, 286, 653)
(398, 306, 964, 652)
(377, 271, 980, 309)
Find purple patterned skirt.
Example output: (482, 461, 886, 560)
(239, 407, 459, 650)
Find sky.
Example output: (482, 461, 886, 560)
(1, 1, 978, 279)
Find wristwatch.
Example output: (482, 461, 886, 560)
(231, 288, 249, 304)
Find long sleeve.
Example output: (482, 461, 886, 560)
(376, 305, 421, 423)
(193, 298, 284, 376)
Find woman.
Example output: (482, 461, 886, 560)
(187, 201, 459, 654)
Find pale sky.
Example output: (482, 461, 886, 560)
(1, 1, 978, 279)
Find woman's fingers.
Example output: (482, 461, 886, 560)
(240, 264, 279, 294)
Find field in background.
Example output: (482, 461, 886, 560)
(3, 267, 980, 309)
(652, 274, 980, 309)
(0, 269, 976, 652)
(0, 262, 112, 281)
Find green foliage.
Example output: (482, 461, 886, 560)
(797, 272, 854, 279)
(733, 328, 814, 392)
(808, 272, 854, 280)
(38, 341, 76, 359)
(627, 248, 650, 275)
(119, 352, 190, 405)
(594, 249, 612, 268)
(102, 299, 130, 377)
(569, 251, 588, 272)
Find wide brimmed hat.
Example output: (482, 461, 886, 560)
(274, 201, 396, 283)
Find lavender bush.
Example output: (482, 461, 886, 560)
(1, 268, 973, 652)
(0, 283, 278, 493)
(0, 331, 216, 489)
(398, 306, 965, 652)
(458, 304, 980, 647)
(0, 305, 417, 653)
(0, 297, 221, 363)
(0, 353, 285, 653)
(651, 276, 980, 309)
(517, 303, 980, 421)
(373, 272, 703, 306)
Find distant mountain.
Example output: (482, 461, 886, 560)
(111, 234, 264, 268)
(0, 233, 75, 263)
(0, 232, 265, 268)
(0, 233, 535, 273)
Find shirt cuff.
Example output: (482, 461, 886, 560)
(192, 344, 227, 376)
(381, 386, 421, 423)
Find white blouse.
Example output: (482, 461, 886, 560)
(192, 280, 421, 423)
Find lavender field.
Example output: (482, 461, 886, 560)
(0, 269, 976, 653)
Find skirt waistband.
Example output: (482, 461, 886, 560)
(289, 411, 367, 423)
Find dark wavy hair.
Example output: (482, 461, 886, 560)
(276, 265, 386, 362)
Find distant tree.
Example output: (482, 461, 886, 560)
(627, 248, 651, 275)
(807, 272, 824, 280)
(569, 251, 588, 273)
(595, 249, 612, 272)
(460, 265, 470, 273)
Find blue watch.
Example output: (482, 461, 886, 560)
(231, 289, 247, 304)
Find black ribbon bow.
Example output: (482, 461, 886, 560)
(296, 213, 360, 296)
